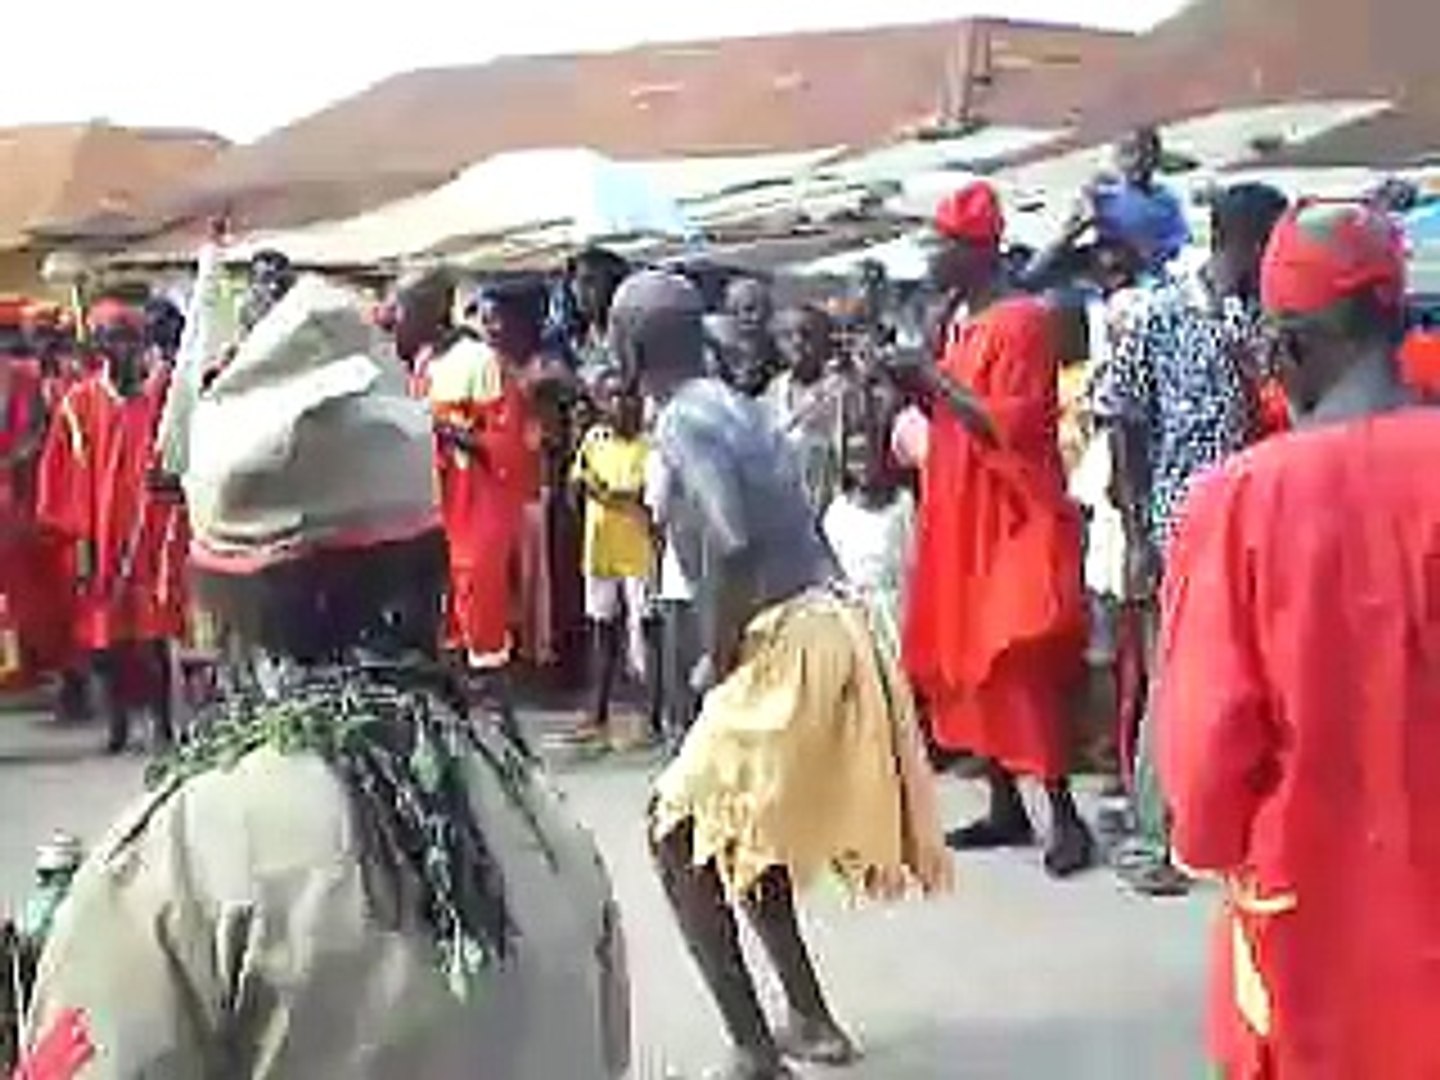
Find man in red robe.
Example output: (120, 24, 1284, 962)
(900, 182, 1093, 877)
(0, 298, 48, 690)
(36, 298, 177, 754)
(1158, 202, 1440, 1078)
(393, 272, 534, 671)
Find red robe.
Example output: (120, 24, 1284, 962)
(1158, 409, 1440, 1079)
(35, 371, 186, 652)
(1400, 329, 1440, 396)
(0, 358, 52, 686)
(423, 338, 535, 659)
(903, 298, 1085, 780)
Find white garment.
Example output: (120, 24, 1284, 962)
(643, 450, 694, 602)
(822, 489, 915, 650)
(1068, 435, 1128, 600)
(584, 575, 652, 678)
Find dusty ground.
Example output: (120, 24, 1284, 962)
(0, 702, 1213, 1079)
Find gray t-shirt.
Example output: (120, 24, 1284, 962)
(653, 378, 834, 612)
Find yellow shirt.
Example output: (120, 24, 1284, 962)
(571, 426, 652, 579)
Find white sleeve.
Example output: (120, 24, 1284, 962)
(644, 451, 670, 519)
(156, 243, 227, 476)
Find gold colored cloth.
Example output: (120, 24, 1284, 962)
(653, 588, 952, 900)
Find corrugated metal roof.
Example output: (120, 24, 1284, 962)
(0, 123, 226, 250)
(152, 17, 1135, 232)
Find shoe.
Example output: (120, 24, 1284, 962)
(1044, 820, 1097, 879)
(945, 815, 1035, 851)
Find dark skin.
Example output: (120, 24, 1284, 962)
(571, 377, 648, 517)
(1110, 208, 1273, 597)
(390, 269, 454, 367)
(623, 295, 854, 1079)
(391, 272, 485, 459)
(641, 358, 757, 693)
(723, 279, 780, 394)
(1022, 127, 1163, 291)
(774, 307, 833, 386)
(572, 255, 627, 335)
(0, 356, 44, 478)
(1271, 296, 1415, 427)
(895, 236, 1094, 877)
(882, 233, 999, 445)
(1117, 126, 1163, 192)
(69, 323, 149, 584)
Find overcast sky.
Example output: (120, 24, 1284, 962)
(2, 0, 1188, 143)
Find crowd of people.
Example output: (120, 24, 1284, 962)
(1, 123, 1439, 1078)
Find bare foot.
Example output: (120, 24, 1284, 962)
(713, 1045, 795, 1079)
(777, 1014, 861, 1066)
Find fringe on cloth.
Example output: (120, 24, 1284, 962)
(651, 587, 952, 900)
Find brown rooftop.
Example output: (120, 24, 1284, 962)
(1068, 0, 1440, 166)
(0, 123, 227, 250)
(165, 17, 1136, 232)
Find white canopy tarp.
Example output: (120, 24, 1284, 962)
(794, 232, 930, 281)
(233, 148, 694, 266)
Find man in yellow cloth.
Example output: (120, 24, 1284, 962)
(612, 271, 949, 1080)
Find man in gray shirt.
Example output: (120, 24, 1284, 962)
(613, 271, 948, 1080)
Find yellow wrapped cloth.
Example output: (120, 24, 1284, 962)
(652, 588, 952, 900)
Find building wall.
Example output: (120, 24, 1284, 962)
(0, 247, 48, 297)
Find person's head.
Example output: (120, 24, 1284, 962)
(187, 276, 445, 661)
(1088, 237, 1146, 295)
(87, 297, 147, 390)
(144, 296, 185, 362)
(390, 267, 455, 363)
(775, 304, 834, 384)
(570, 247, 630, 330)
(594, 369, 644, 438)
(927, 181, 1005, 300)
(840, 381, 902, 498)
(1261, 202, 1407, 418)
(0, 299, 25, 358)
(1368, 177, 1419, 215)
(1209, 183, 1289, 300)
(1093, 181, 1190, 275)
(241, 249, 296, 332)
(477, 281, 547, 362)
(1117, 126, 1163, 190)
(703, 312, 771, 395)
(22, 302, 66, 365)
(723, 277, 774, 341)
(609, 270, 706, 404)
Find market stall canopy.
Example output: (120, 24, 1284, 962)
(229, 148, 695, 267)
(1405, 203, 1440, 248)
(795, 232, 930, 281)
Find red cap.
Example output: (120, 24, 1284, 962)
(86, 298, 144, 334)
(1261, 201, 1406, 318)
(0, 296, 26, 330)
(934, 181, 1004, 246)
(21, 300, 62, 330)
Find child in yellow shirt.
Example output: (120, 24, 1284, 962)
(569, 373, 654, 745)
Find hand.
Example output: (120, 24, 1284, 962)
(689, 654, 718, 697)
(1065, 187, 1098, 238)
(1124, 537, 1161, 600)
(146, 469, 183, 498)
(74, 541, 95, 590)
(436, 421, 479, 455)
(879, 346, 932, 394)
